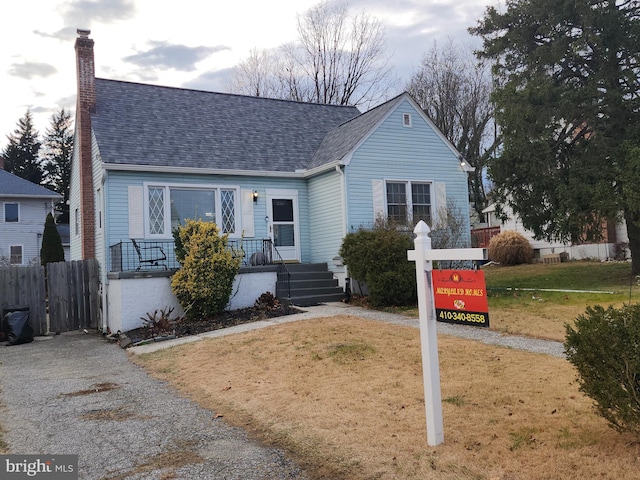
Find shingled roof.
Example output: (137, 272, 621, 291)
(91, 79, 362, 173)
(0, 169, 61, 198)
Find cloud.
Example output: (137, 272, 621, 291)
(183, 68, 234, 93)
(9, 62, 57, 79)
(33, 0, 136, 41)
(61, 0, 136, 26)
(123, 42, 230, 72)
(34, 26, 78, 41)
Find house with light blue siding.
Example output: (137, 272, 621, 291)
(0, 169, 61, 265)
(70, 30, 472, 333)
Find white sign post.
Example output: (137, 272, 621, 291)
(407, 220, 484, 446)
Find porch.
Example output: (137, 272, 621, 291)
(108, 238, 278, 272)
(105, 239, 344, 332)
(471, 226, 500, 248)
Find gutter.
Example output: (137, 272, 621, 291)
(103, 158, 349, 179)
(103, 163, 305, 178)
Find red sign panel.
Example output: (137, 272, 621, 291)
(432, 270, 489, 327)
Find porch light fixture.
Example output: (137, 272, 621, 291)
(253, 190, 259, 202)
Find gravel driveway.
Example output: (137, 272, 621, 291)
(0, 331, 307, 480)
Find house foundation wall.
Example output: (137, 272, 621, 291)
(533, 243, 615, 262)
(106, 270, 277, 333)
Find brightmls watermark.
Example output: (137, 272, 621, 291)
(1, 455, 78, 479)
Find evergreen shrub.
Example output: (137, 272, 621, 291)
(339, 221, 416, 307)
(171, 220, 241, 318)
(40, 213, 65, 265)
(565, 304, 640, 437)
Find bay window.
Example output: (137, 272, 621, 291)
(145, 184, 238, 237)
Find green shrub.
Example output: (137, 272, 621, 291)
(40, 213, 65, 266)
(171, 220, 241, 318)
(339, 221, 416, 307)
(565, 304, 640, 436)
(366, 270, 416, 307)
(487, 230, 533, 265)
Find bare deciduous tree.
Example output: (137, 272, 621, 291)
(228, 1, 395, 108)
(407, 41, 499, 218)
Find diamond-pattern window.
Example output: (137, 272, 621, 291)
(147, 186, 237, 236)
(148, 187, 165, 235)
(221, 190, 235, 233)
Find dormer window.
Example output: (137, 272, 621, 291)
(402, 113, 412, 127)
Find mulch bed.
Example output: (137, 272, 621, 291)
(122, 304, 302, 346)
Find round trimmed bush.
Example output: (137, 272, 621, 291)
(487, 230, 533, 265)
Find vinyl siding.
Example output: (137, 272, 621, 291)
(0, 197, 55, 265)
(92, 132, 106, 274)
(104, 171, 311, 265)
(308, 169, 344, 269)
(344, 98, 471, 242)
(69, 127, 82, 260)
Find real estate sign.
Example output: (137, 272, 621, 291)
(432, 270, 489, 327)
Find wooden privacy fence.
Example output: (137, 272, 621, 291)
(0, 265, 47, 336)
(0, 260, 100, 336)
(47, 260, 100, 334)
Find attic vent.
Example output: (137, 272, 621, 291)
(402, 113, 412, 127)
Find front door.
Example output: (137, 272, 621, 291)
(267, 190, 300, 262)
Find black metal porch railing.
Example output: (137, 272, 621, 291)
(273, 246, 291, 300)
(109, 240, 177, 272)
(109, 238, 279, 273)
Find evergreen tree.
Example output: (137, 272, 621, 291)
(2, 110, 42, 184)
(40, 213, 65, 266)
(471, 1, 640, 272)
(42, 109, 73, 223)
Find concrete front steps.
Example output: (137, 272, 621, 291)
(276, 263, 344, 307)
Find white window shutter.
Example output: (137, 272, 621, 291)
(128, 186, 144, 238)
(241, 190, 255, 238)
(435, 182, 447, 223)
(372, 179, 385, 221)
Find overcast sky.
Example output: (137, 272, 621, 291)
(1, 0, 498, 152)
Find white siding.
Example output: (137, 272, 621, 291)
(0, 197, 56, 265)
(69, 127, 82, 260)
(92, 132, 105, 274)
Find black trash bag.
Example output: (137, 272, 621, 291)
(3, 310, 34, 346)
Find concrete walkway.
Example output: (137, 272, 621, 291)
(131, 302, 566, 358)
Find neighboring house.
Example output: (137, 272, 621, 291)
(0, 169, 62, 265)
(56, 223, 71, 260)
(473, 203, 627, 261)
(70, 30, 473, 333)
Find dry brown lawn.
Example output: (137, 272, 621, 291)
(488, 303, 588, 341)
(135, 315, 640, 480)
